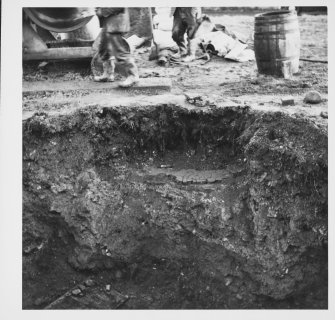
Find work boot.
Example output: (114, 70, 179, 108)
(182, 39, 198, 62)
(118, 75, 140, 88)
(94, 60, 115, 82)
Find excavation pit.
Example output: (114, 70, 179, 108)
(22, 100, 328, 309)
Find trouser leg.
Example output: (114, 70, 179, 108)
(98, 28, 110, 61)
(94, 29, 115, 81)
(182, 14, 200, 62)
(107, 33, 139, 78)
(107, 33, 139, 87)
(172, 11, 188, 56)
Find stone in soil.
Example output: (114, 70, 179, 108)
(281, 97, 295, 106)
(78, 284, 86, 291)
(72, 288, 82, 296)
(84, 279, 95, 287)
(304, 90, 322, 104)
(320, 111, 328, 119)
(147, 168, 231, 184)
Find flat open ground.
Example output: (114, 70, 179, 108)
(23, 12, 327, 122)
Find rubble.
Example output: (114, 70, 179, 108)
(71, 289, 82, 296)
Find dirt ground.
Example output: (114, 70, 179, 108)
(22, 10, 328, 310)
(23, 12, 328, 108)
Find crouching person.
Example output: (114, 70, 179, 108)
(171, 7, 202, 62)
(95, 7, 139, 87)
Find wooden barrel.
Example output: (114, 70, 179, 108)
(254, 10, 300, 77)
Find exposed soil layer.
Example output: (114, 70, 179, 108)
(23, 102, 327, 309)
(22, 10, 328, 310)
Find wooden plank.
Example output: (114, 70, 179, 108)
(23, 47, 95, 61)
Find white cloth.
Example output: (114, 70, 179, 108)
(199, 31, 254, 62)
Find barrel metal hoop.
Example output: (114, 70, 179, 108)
(255, 20, 297, 26)
(257, 55, 300, 62)
(254, 29, 300, 36)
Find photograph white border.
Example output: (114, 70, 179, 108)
(0, 0, 334, 319)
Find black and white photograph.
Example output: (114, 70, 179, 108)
(0, 0, 334, 317)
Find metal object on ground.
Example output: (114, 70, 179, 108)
(25, 47, 95, 61)
(23, 19, 48, 53)
(254, 10, 300, 78)
(23, 7, 153, 61)
(23, 8, 94, 33)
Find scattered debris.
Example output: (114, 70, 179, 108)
(304, 90, 322, 104)
(199, 31, 254, 62)
(184, 92, 216, 107)
(281, 97, 295, 106)
(78, 284, 86, 291)
(84, 279, 95, 287)
(225, 277, 233, 286)
(71, 288, 82, 296)
(38, 61, 49, 69)
(159, 164, 173, 168)
(320, 111, 328, 119)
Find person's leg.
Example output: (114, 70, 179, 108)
(94, 29, 115, 82)
(108, 33, 139, 87)
(182, 14, 199, 62)
(172, 10, 188, 57)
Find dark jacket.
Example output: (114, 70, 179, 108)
(96, 7, 130, 33)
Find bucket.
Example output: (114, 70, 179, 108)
(254, 10, 300, 77)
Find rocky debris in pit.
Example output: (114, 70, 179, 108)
(84, 279, 95, 287)
(72, 288, 82, 296)
(304, 90, 322, 104)
(225, 277, 233, 286)
(281, 97, 295, 106)
(159, 164, 173, 168)
(23, 242, 45, 255)
(23, 106, 327, 305)
(78, 284, 86, 291)
(147, 168, 232, 184)
(38, 61, 49, 70)
(44, 277, 130, 309)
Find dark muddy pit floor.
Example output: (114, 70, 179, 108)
(23, 140, 327, 309)
(23, 150, 243, 309)
(22, 11, 328, 310)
